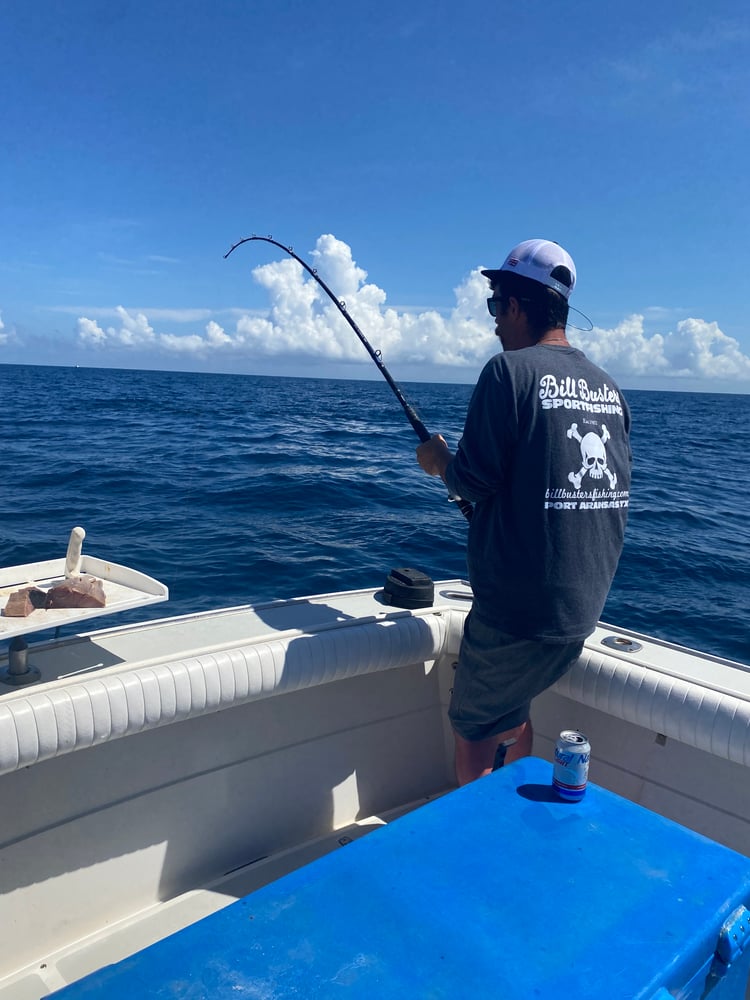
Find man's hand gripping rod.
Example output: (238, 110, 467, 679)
(224, 235, 473, 523)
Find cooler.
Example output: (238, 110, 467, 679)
(51, 756, 750, 998)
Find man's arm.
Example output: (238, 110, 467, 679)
(416, 434, 453, 482)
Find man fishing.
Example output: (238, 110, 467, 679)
(416, 239, 632, 785)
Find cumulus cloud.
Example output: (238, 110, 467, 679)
(160, 320, 233, 353)
(74, 234, 750, 384)
(0, 312, 10, 346)
(571, 315, 750, 381)
(77, 306, 156, 346)
(76, 235, 496, 366)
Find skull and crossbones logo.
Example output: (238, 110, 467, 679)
(567, 423, 617, 489)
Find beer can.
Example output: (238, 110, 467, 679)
(552, 730, 590, 801)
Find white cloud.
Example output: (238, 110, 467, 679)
(77, 306, 156, 346)
(160, 320, 233, 353)
(571, 315, 750, 381)
(75, 235, 496, 366)
(642, 305, 689, 320)
(77, 316, 107, 345)
(664, 318, 750, 379)
(0, 312, 10, 346)
(135, 307, 210, 323)
(223, 240, 494, 366)
(56, 306, 215, 322)
(73, 234, 750, 384)
(571, 316, 669, 376)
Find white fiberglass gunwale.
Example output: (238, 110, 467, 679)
(0, 580, 748, 777)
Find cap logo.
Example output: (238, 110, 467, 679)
(507, 257, 519, 267)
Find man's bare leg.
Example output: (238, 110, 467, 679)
(454, 719, 534, 786)
(505, 720, 533, 764)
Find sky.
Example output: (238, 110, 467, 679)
(2, 0, 749, 391)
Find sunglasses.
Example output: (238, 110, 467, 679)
(486, 296, 503, 318)
(486, 294, 532, 318)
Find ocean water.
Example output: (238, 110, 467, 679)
(1, 364, 748, 666)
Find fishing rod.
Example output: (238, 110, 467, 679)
(224, 235, 473, 523)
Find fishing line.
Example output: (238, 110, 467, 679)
(566, 306, 594, 333)
(224, 234, 473, 523)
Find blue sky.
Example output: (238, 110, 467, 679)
(2, 0, 749, 391)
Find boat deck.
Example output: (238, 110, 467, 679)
(4, 797, 439, 1000)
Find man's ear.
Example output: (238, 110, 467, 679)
(506, 296, 522, 319)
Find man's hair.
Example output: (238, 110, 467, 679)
(494, 271, 570, 338)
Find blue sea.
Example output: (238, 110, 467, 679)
(1, 364, 748, 665)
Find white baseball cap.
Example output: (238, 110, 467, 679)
(481, 239, 576, 300)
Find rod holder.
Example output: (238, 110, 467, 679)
(1, 637, 41, 687)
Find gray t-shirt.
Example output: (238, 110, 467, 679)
(445, 344, 632, 643)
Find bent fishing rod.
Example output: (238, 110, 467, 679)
(224, 234, 472, 523)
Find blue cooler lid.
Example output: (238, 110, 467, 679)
(51, 756, 750, 998)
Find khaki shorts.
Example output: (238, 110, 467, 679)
(449, 612, 584, 742)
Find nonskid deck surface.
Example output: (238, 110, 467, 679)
(0, 795, 446, 1000)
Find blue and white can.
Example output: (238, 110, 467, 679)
(552, 730, 590, 801)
